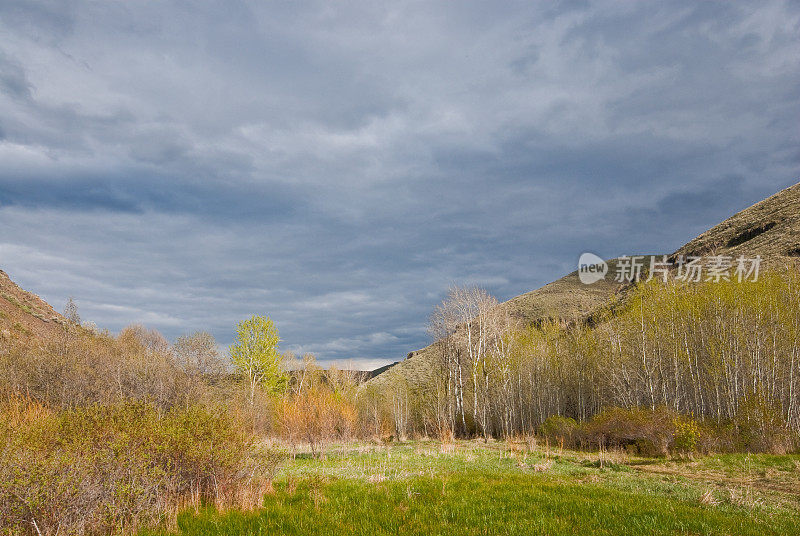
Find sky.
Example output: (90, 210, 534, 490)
(1, 1, 798, 369)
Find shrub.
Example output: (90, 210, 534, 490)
(581, 407, 678, 457)
(0, 398, 281, 535)
(280, 387, 357, 457)
(672, 416, 701, 456)
(541, 415, 578, 446)
(734, 389, 792, 454)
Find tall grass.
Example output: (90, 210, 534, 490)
(142, 469, 800, 536)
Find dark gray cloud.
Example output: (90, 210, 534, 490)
(1, 0, 798, 368)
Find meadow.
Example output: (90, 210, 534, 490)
(142, 440, 800, 536)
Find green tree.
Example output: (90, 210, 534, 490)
(229, 315, 287, 403)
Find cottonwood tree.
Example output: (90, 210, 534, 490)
(428, 285, 503, 439)
(173, 331, 225, 404)
(229, 315, 287, 404)
(58, 297, 82, 357)
(486, 305, 519, 437)
(429, 290, 466, 436)
(174, 331, 224, 377)
(116, 325, 177, 407)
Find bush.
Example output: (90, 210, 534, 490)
(581, 407, 678, 457)
(280, 387, 358, 457)
(0, 326, 188, 410)
(672, 416, 701, 456)
(541, 415, 578, 446)
(0, 398, 280, 535)
(734, 389, 793, 454)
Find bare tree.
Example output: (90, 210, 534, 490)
(63, 297, 81, 325)
(429, 285, 500, 438)
(173, 331, 225, 377)
(429, 291, 465, 436)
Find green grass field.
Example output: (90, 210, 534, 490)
(142, 441, 800, 536)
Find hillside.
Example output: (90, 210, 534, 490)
(503, 258, 626, 325)
(0, 270, 66, 344)
(672, 182, 800, 262)
(367, 180, 800, 387)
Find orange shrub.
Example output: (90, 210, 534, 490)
(280, 387, 357, 457)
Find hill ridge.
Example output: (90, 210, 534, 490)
(0, 269, 66, 344)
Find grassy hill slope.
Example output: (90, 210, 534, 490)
(0, 270, 66, 345)
(673, 182, 800, 262)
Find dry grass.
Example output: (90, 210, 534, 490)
(700, 489, 719, 506)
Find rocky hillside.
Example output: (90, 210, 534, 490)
(0, 270, 66, 345)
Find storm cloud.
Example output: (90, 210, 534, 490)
(1, 1, 798, 368)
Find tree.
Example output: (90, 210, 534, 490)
(428, 285, 501, 439)
(63, 296, 80, 325)
(429, 290, 465, 436)
(173, 331, 224, 377)
(173, 331, 225, 404)
(229, 315, 287, 403)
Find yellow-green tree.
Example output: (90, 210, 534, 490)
(229, 315, 287, 403)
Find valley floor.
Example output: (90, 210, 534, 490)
(143, 440, 800, 536)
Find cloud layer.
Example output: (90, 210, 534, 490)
(1, 1, 798, 366)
